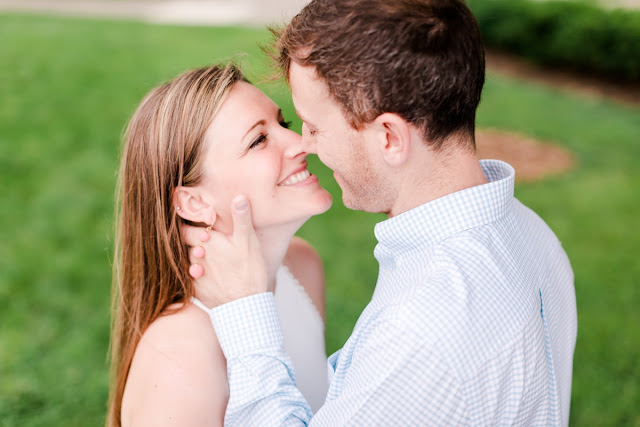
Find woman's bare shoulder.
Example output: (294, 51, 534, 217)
(283, 237, 326, 321)
(121, 303, 228, 426)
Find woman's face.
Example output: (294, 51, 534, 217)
(198, 81, 332, 232)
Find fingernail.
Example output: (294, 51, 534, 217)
(234, 196, 248, 212)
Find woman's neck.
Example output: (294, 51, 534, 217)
(255, 223, 301, 292)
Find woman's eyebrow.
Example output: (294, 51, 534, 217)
(243, 120, 266, 139)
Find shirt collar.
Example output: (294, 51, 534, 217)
(374, 160, 515, 257)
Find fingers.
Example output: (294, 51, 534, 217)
(181, 195, 255, 283)
(182, 224, 206, 247)
(230, 195, 256, 241)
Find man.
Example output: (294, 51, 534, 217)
(187, 0, 577, 424)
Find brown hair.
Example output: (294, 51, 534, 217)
(272, 0, 485, 148)
(107, 64, 245, 426)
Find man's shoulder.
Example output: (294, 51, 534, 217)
(377, 242, 541, 361)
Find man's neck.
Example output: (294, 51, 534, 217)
(388, 146, 489, 218)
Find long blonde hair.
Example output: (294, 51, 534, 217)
(107, 64, 245, 426)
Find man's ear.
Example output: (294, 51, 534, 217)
(174, 186, 216, 226)
(370, 113, 412, 168)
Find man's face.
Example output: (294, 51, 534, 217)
(289, 62, 393, 213)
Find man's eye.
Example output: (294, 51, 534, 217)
(302, 122, 317, 137)
(280, 120, 292, 129)
(249, 134, 267, 149)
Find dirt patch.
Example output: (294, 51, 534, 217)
(476, 129, 576, 182)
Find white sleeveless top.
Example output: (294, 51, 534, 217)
(192, 264, 328, 413)
(273, 265, 328, 413)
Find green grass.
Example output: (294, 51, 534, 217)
(0, 13, 638, 426)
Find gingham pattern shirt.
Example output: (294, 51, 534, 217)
(209, 160, 577, 426)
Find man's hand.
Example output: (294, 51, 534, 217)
(182, 196, 268, 308)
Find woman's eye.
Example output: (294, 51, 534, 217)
(249, 134, 267, 149)
(280, 120, 292, 129)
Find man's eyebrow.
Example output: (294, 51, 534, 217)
(295, 109, 316, 127)
(243, 119, 266, 139)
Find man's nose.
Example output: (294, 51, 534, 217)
(301, 124, 318, 154)
(301, 133, 318, 154)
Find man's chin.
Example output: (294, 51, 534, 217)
(341, 191, 391, 215)
(341, 193, 366, 212)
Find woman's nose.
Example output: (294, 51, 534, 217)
(283, 128, 308, 159)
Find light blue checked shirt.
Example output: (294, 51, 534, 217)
(208, 160, 577, 426)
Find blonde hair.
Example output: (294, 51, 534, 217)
(107, 64, 245, 426)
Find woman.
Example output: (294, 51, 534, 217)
(108, 63, 332, 426)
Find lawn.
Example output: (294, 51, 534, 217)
(0, 13, 638, 426)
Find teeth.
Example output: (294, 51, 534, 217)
(281, 169, 311, 186)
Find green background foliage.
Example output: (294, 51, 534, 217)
(0, 13, 638, 426)
(468, 0, 640, 81)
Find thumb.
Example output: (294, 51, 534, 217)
(230, 195, 255, 241)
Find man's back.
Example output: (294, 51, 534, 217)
(322, 160, 577, 425)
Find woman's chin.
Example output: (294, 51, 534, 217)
(317, 195, 333, 215)
(298, 195, 333, 222)
(313, 190, 333, 215)
(256, 192, 333, 232)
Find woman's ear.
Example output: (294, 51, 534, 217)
(371, 113, 412, 168)
(174, 186, 216, 226)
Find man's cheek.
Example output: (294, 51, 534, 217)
(316, 146, 335, 171)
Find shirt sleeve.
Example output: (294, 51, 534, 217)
(209, 293, 470, 426)
(209, 292, 313, 426)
